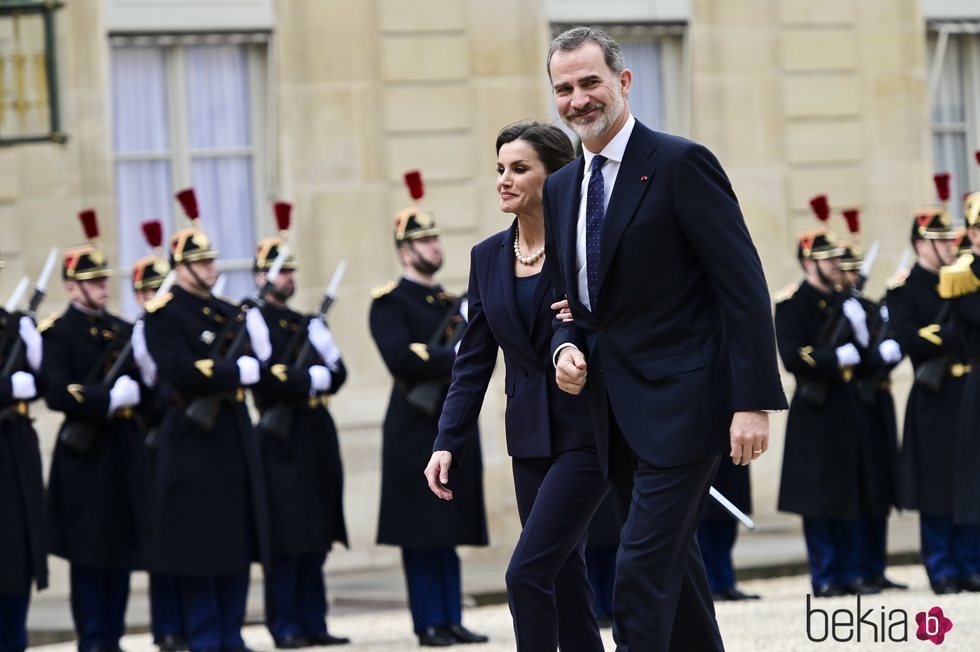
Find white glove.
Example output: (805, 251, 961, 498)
(307, 318, 341, 367)
(108, 375, 141, 415)
(835, 343, 861, 368)
(879, 304, 890, 323)
(308, 365, 332, 394)
(842, 298, 870, 347)
(131, 319, 158, 387)
(245, 308, 272, 363)
(10, 371, 37, 400)
(236, 355, 261, 386)
(18, 316, 42, 372)
(878, 339, 902, 364)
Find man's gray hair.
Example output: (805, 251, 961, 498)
(547, 27, 625, 79)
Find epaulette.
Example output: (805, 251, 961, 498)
(371, 281, 396, 299)
(37, 311, 61, 333)
(144, 291, 173, 314)
(939, 254, 979, 299)
(774, 283, 798, 304)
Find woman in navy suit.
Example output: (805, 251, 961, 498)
(425, 121, 609, 652)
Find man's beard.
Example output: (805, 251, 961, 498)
(561, 91, 625, 141)
(411, 256, 442, 276)
(271, 284, 295, 302)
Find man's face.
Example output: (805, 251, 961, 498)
(256, 268, 296, 301)
(133, 289, 155, 308)
(842, 270, 861, 290)
(176, 258, 218, 290)
(549, 43, 631, 143)
(969, 227, 980, 254)
(400, 235, 443, 275)
(915, 238, 957, 269)
(804, 257, 841, 289)
(67, 276, 111, 310)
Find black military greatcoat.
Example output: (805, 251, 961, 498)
(143, 286, 270, 575)
(369, 278, 487, 548)
(43, 305, 147, 568)
(776, 282, 869, 519)
(887, 264, 974, 521)
(0, 309, 48, 593)
(252, 302, 348, 555)
(947, 255, 980, 523)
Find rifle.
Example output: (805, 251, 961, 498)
(184, 244, 290, 431)
(404, 294, 468, 416)
(0, 276, 31, 370)
(258, 260, 347, 439)
(58, 271, 178, 453)
(1, 249, 58, 377)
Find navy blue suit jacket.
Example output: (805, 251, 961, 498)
(436, 221, 595, 463)
(544, 121, 787, 471)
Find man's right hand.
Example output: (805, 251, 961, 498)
(424, 451, 455, 500)
(556, 347, 587, 395)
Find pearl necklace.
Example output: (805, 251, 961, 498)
(514, 225, 545, 266)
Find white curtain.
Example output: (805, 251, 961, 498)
(930, 33, 980, 223)
(111, 42, 258, 314)
(185, 45, 256, 301)
(111, 46, 174, 317)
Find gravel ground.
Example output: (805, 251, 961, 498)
(31, 565, 980, 651)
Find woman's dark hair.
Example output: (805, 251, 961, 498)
(495, 121, 575, 174)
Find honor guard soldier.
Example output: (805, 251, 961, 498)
(368, 173, 489, 647)
(887, 172, 976, 594)
(776, 195, 880, 597)
(131, 221, 188, 652)
(0, 255, 48, 652)
(44, 210, 147, 652)
(937, 162, 980, 592)
(142, 189, 271, 652)
(249, 202, 350, 648)
(837, 210, 906, 591)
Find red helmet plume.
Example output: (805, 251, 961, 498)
(78, 209, 99, 240)
(933, 173, 951, 203)
(842, 209, 860, 234)
(809, 195, 830, 222)
(404, 170, 424, 201)
(273, 201, 292, 233)
(175, 188, 200, 220)
(141, 220, 163, 249)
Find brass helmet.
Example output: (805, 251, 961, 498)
(63, 209, 112, 281)
(132, 220, 171, 291)
(911, 173, 958, 243)
(170, 188, 219, 265)
(798, 195, 844, 261)
(394, 170, 440, 246)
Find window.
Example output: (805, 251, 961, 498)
(110, 33, 269, 316)
(928, 24, 980, 223)
(548, 23, 689, 142)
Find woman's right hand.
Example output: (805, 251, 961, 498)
(424, 451, 455, 500)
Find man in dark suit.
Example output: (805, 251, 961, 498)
(543, 27, 787, 651)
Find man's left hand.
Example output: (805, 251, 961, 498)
(730, 410, 768, 466)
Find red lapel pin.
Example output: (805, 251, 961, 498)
(640, 175, 648, 181)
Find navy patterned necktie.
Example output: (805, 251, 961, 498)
(586, 154, 607, 311)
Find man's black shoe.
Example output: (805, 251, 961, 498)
(717, 586, 761, 601)
(442, 624, 489, 644)
(872, 576, 909, 591)
(812, 583, 844, 598)
(957, 574, 980, 592)
(307, 632, 351, 646)
(274, 634, 309, 649)
(843, 579, 882, 595)
(417, 627, 454, 647)
(157, 635, 188, 652)
(931, 577, 959, 595)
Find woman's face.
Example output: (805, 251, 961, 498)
(496, 139, 549, 216)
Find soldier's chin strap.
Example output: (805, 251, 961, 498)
(185, 262, 213, 296)
(407, 241, 441, 276)
(77, 281, 104, 315)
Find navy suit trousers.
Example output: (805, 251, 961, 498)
(608, 429, 723, 652)
(507, 450, 608, 652)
